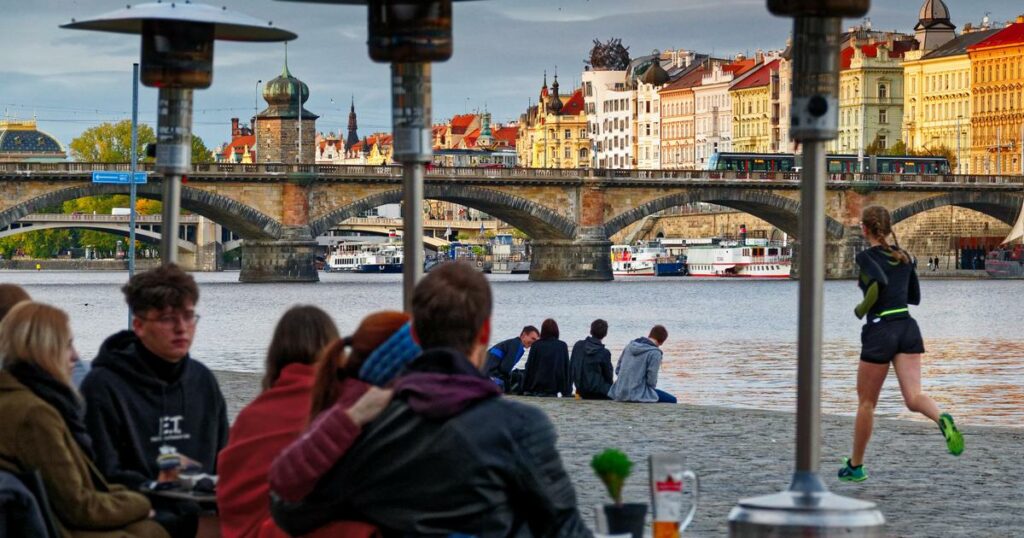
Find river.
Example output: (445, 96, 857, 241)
(4, 270, 1022, 427)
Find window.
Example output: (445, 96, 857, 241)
(879, 135, 887, 149)
(564, 129, 571, 139)
(564, 147, 571, 159)
(878, 84, 888, 99)
(879, 109, 888, 124)
(646, 101, 651, 114)
(580, 129, 586, 138)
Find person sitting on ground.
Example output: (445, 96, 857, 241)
(570, 319, 613, 400)
(608, 325, 676, 403)
(216, 305, 338, 538)
(482, 325, 539, 391)
(521, 318, 572, 397)
(269, 311, 419, 504)
(80, 264, 228, 538)
(0, 283, 90, 387)
(0, 301, 168, 538)
(271, 262, 590, 536)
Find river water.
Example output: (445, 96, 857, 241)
(5, 270, 1022, 427)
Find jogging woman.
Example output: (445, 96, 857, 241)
(839, 205, 964, 482)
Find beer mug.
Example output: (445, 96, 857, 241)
(649, 453, 700, 536)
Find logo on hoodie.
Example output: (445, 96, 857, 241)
(150, 415, 191, 442)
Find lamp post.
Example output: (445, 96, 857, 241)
(255, 79, 263, 163)
(956, 115, 962, 174)
(729, 0, 885, 535)
(63, 3, 295, 265)
(277, 0, 481, 311)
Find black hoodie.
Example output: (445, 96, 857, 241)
(80, 330, 228, 488)
(570, 336, 613, 399)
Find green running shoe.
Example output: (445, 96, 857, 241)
(838, 457, 868, 482)
(939, 413, 964, 456)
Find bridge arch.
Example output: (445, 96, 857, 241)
(310, 185, 577, 240)
(0, 183, 283, 240)
(603, 188, 846, 240)
(0, 223, 197, 252)
(892, 192, 1024, 227)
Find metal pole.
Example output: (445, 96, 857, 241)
(997, 125, 1001, 176)
(255, 80, 261, 163)
(956, 115, 961, 174)
(297, 84, 302, 163)
(156, 87, 193, 265)
(730, 14, 884, 536)
(129, 62, 139, 328)
(391, 62, 431, 312)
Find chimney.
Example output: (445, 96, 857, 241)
(231, 118, 240, 137)
(755, 49, 764, 64)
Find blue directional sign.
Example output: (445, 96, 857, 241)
(91, 171, 148, 184)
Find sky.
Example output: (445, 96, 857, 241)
(1, 0, 1021, 154)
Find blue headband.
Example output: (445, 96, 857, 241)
(358, 322, 422, 386)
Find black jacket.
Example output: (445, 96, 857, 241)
(272, 348, 591, 538)
(570, 337, 613, 399)
(522, 337, 572, 396)
(80, 330, 228, 488)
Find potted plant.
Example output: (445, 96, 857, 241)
(591, 448, 647, 538)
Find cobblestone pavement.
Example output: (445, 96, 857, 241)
(215, 371, 1022, 537)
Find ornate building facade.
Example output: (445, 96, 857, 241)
(518, 74, 590, 168)
(968, 17, 1024, 175)
(635, 60, 671, 169)
(730, 58, 781, 153)
(694, 57, 756, 167)
(659, 65, 707, 169)
(0, 120, 66, 162)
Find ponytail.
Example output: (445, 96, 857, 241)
(862, 205, 911, 265)
(885, 229, 911, 265)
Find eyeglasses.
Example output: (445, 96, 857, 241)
(140, 312, 201, 327)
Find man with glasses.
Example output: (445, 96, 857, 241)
(81, 264, 227, 538)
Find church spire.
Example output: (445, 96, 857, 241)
(345, 95, 359, 151)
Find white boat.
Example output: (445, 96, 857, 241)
(686, 240, 792, 278)
(324, 243, 364, 272)
(354, 244, 404, 273)
(611, 242, 666, 276)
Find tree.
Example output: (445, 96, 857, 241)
(192, 134, 215, 163)
(70, 121, 156, 163)
(586, 38, 631, 71)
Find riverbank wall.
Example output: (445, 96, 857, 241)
(0, 259, 161, 271)
(214, 369, 1022, 536)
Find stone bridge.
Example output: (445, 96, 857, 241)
(1, 162, 1020, 281)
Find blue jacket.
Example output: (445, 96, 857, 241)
(483, 337, 525, 380)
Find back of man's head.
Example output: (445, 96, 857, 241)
(649, 324, 668, 345)
(412, 262, 492, 356)
(122, 264, 199, 315)
(590, 319, 608, 340)
(0, 284, 31, 321)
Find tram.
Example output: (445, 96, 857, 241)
(706, 152, 951, 174)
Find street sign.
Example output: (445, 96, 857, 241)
(91, 171, 148, 184)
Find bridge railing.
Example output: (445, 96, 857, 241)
(16, 213, 202, 223)
(2, 162, 1022, 187)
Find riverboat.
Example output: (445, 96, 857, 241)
(324, 242, 364, 272)
(685, 240, 792, 278)
(354, 244, 403, 273)
(611, 242, 667, 276)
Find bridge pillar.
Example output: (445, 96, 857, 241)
(791, 226, 866, 279)
(239, 226, 319, 283)
(529, 227, 612, 281)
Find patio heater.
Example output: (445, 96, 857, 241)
(62, 2, 296, 265)
(729, 0, 887, 536)
(276, 0, 482, 311)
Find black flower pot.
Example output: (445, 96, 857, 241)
(603, 502, 647, 538)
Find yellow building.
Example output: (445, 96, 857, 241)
(968, 17, 1024, 175)
(517, 75, 590, 168)
(730, 59, 779, 153)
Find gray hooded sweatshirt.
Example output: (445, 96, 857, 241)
(608, 337, 663, 402)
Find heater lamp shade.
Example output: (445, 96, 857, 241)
(62, 1, 296, 42)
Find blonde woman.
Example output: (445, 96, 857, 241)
(839, 206, 964, 483)
(0, 301, 167, 537)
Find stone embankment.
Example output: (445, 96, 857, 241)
(0, 259, 160, 271)
(215, 370, 1022, 536)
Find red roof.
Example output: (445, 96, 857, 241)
(492, 126, 518, 146)
(724, 58, 757, 76)
(559, 88, 585, 116)
(450, 114, 476, 135)
(221, 134, 254, 159)
(840, 40, 914, 69)
(731, 59, 779, 91)
(660, 65, 706, 93)
(969, 21, 1024, 51)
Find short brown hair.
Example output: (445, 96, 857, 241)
(411, 262, 492, 355)
(649, 324, 668, 344)
(0, 284, 31, 321)
(122, 264, 199, 315)
(263, 305, 338, 392)
(590, 319, 608, 340)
